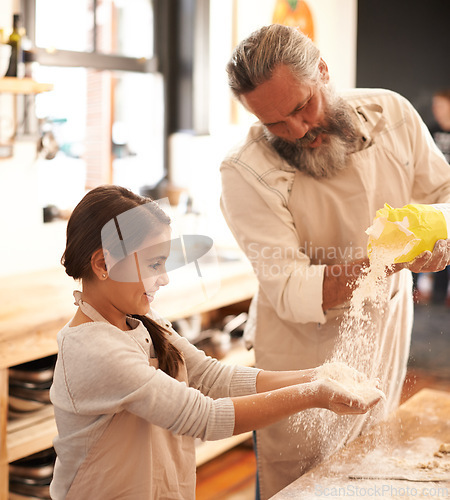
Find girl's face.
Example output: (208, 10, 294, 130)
(106, 226, 171, 316)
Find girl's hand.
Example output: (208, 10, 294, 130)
(312, 379, 383, 415)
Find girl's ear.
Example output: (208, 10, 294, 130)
(91, 248, 108, 280)
(318, 58, 330, 84)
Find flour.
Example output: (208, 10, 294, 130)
(313, 361, 386, 407)
(330, 245, 402, 375)
(439, 443, 450, 454)
(289, 244, 404, 461)
(346, 437, 450, 482)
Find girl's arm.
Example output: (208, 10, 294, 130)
(255, 368, 315, 393)
(232, 379, 378, 435)
(170, 333, 260, 398)
(57, 324, 381, 441)
(172, 330, 315, 398)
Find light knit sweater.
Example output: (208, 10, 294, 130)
(50, 311, 260, 497)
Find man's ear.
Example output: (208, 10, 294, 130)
(318, 58, 330, 84)
(91, 248, 108, 280)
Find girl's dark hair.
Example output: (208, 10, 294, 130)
(62, 184, 183, 378)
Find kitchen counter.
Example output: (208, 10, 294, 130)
(272, 388, 450, 499)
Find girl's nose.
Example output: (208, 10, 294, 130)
(157, 268, 170, 286)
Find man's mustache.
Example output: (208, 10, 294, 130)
(296, 126, 326, 147)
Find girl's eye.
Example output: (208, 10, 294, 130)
(150, 262, 161, 270)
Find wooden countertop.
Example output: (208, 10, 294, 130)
(0, 257, 257, 369)
(272, 388, 450, 499)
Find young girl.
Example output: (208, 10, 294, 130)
(50, 185, 379, 499)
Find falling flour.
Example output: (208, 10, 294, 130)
(289, 244, 405, 467)
(330, 244, 403, 374)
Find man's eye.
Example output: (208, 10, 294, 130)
(295, 102, 309, 114)
(296, 95, 313, 113)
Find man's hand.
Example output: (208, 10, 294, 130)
(322, 258, 369, 311)
(394, 239, 450, 274)
(323, 239, 450, 311)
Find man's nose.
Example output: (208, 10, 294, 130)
(286, 116, 309, 139)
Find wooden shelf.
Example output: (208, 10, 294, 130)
(7, 406, 56, 463)
(0, 77, 53, 95)
(196, 432, 252, 467)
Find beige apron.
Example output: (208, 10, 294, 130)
(254, 106, 414, 499)
(65, 297, 196, 500)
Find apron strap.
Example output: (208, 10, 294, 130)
(73, 290, 159, 359)
(73, 290, 110, 323)
(356, 103, 386, 145)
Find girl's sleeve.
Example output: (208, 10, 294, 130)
(54, 327, 255, 441)
(170, 331, 260, 399)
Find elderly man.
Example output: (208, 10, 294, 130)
(220, 24, 450, 499)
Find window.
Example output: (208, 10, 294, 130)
(25, 0, 164, 212)
(34, 0, 154, 58)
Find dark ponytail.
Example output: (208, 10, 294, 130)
(63, 185, 183, 378)
(132, 315, 183, 378)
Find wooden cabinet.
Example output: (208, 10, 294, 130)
(0, 258, 257, 499)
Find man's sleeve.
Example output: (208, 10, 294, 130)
(220, 161, 326, 324)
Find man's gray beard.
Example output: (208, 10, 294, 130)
(264, 92, 359, 179)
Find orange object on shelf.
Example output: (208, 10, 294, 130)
(272, 0, 315, 41)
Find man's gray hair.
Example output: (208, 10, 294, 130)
(227, 24, 321, 99)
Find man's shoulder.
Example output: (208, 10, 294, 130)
(341, 88, 411, 113)
(341, 88, 407, 105)
(341, 88, 416, 133)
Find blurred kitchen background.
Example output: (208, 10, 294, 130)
(0, 0, 448, 278)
